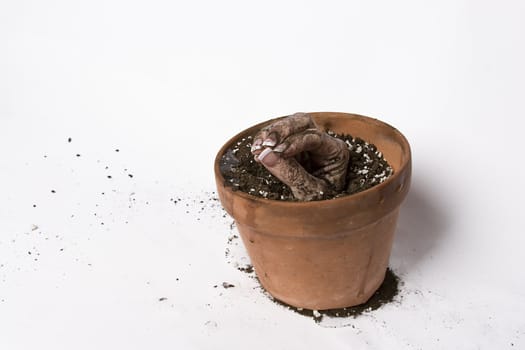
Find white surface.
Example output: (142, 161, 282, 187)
(1, 1, 525, 349)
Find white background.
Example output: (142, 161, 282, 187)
(1, 0, 524, 349)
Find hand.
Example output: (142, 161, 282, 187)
(251, 113, 350, 201)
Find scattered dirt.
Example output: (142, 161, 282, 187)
(220, 131, 393, 201)
(237, 264, 254, 273)
(273, 268, 401, 322)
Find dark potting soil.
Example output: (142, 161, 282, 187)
(220, 131, 393, 201)
(274, 268, 400, 322)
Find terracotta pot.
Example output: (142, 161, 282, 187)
(214, 112, 411, 310)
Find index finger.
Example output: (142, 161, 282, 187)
(251, 112, 316, 153)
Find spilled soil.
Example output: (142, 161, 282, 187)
(220, 132, 393, 201)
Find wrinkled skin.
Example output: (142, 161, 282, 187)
(251, 113, 350, 201)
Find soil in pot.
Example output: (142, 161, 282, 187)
(219, 131, 393, 201)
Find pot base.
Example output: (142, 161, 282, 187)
(271, 268, 401, 317)
(236, 209, 399, 310)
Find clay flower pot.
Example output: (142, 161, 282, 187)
(214, 112, 411, 310)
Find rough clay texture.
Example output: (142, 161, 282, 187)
(220, 131, 393, 201)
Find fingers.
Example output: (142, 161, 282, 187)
(311, 155, 349, 191)
(271, 130, 350, 192)
(310, 136, 349, 191)
(275, 130, 346, 159)
(272, 128, 323, 157)
(251, 112, 315, 155)
(249, 112, 350, 199)
(258, 149, 330, 201)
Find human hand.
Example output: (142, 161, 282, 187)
(251, 113, 350, 201)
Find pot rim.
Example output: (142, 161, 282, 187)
(214, 112, 411, 207)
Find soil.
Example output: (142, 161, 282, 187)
(220, 131, 393, 201)
(274, 268, 401, 322)
(237, 264, 254, 273)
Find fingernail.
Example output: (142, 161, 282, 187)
(257, 147, 273, 161)
(262, 139, 276, 147)
(258, 148, 280, 167)
(273, 143, 286, 153)
(251, 139, 262, 152)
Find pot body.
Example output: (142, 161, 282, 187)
(214, 112, 411, 310)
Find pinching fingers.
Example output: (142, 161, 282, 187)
(251, 112, 314, 155)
